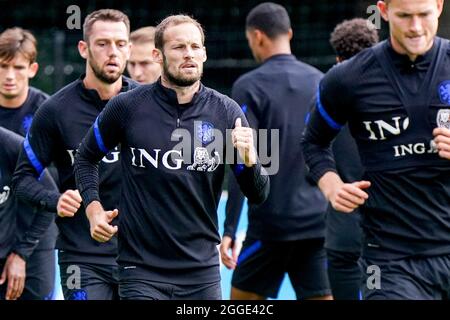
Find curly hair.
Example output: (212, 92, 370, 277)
(330, 18, 379, 61)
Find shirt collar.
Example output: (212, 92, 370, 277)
(154, 77, 205, 108)
(78, 74, 132, 109)
(262, 53, 296, 65)
(386, 38, 437, 73)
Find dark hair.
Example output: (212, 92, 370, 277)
(83, 9, 130, 43)
(245, 2, 291, 39)
(155, 15, 205, 51)
(130, 26, 156, 45)
(0, 27, 37, 63)
(330, 18, 379, 61)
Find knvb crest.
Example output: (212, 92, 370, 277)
(438, 81, 450, 105)
(437, 109, 450, 129)
(196, 121, 215, 144)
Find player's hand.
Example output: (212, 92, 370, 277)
(232, 118, 256, 167)
(57, 189, 82, 218)
(433, 128, 450, 160)
(0, 253, 26, 300)
(329, 180, 371, 213)
(319, 172, 370, 213)
(86, 201, 118, 243)
(219, 236, 241, 270)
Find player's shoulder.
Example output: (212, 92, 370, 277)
(201, 85, 240, 114)
(0, 126, 23, 154)
(39, 80, 80, 112)
(28, 86, 50, 104)
(114, 80, 152, 104)
(294, 59, 324, 77)
(323, 45, 377, 85)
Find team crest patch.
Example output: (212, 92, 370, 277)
(437, 109, 450, 129)
(438, 81, 450, 105)
(22, 114, 34, 134)
(196, 122, 215, 144)
(187, 147, 220, 172)
(0, 186, 10, 205)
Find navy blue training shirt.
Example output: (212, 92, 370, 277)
(0, 127, 57, 262)
(74, 80, 270, 285)
(325, 125, 363, 253)
(302, 38, 450, 261)
(12, 75, 138, 265)
(224, 54, 328, 242)
(0, 87, 48, 137)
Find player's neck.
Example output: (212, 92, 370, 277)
(161, 76, 200, 104)
(83, 72, 123, 101)
(0, 89, 28, 109)
(261, 43, 291, 62)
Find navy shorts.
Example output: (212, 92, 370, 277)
(232, 238, 331, 299)
(59, 261, 119, 300)
(0, 249, 55, 300)
(359, 254, 450, 300)
(119, 266, 221, 300)
(327, 249, 361, 300)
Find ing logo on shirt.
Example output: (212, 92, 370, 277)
(187, 147, 220, 172)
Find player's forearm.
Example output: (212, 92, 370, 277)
(12, 171, 60, 212)
(317, 171, 345, 202)
(233, 162, 269, 205)
(223, 174, 246, 238)
(301, 111, 340, 184)
(12, 208, 55, 262)
(74, 140, 102, 208)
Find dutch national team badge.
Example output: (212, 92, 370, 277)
(437, 109, 450, 129)
(196, 121, 215, 144)
(438, 81, 450, 105)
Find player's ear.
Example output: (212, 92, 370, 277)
(125, 41, 132, 60)
(28, 62, 39, 78)
(153, 48, 163, 65)
(202, 46, 207, 63)
(377, 1, 389, 21)
(254, 29, 264, 45)
(437, 0, 444, 17)
(287, 28, 293, 41)
(78, 40, 89, 60)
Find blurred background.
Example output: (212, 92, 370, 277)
(3, 0, 448, 96)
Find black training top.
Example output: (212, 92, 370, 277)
(302, 38, 450, 261)
(325, 125, 363, 253)
(0, 87, 48, 137)
(0, 127, 57, 261)
(224, 54, 328, 242)
(74, 80, 270, 285)
(12, 75, 138, 265)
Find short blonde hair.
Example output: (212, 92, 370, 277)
(130, 26, 156, 45)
